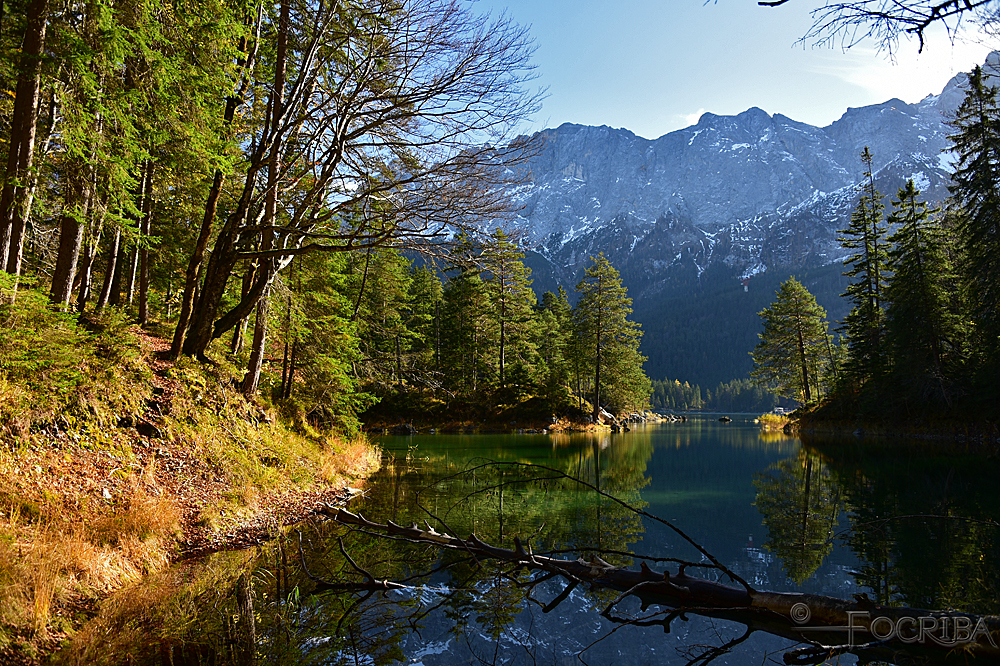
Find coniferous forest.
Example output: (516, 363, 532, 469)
(749, 65, 1000, 422)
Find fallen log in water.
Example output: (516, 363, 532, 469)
(317, 505, 1000, 666)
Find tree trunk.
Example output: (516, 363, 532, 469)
(124, 245, 138, 305)
(95, 227, 120, 311)
(49, 169, 91, 308)
(241, 0, 288, 393)
(241, 293, 270, 397)
(106, 236, 126, 307)
(323, 508, 1000, 666)
(138, 161, 153, 325)
(170, 19, 259, 359)
(0, 0, 48, 278)
(75, 219, 102, 313)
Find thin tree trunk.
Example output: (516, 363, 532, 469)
(124, 245, 138, 305)
(50, 168, 92, 308)
(107, 237, 126, 307)
(95, 227, 121, 310)
(75, 217, 103, 313)
(242, 294, 270, 397)
(0, 0, 48, 278)
(138, 161, 153, 325)
(284, 337, 297, 400)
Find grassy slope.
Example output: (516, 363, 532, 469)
(0, 288, 379, 664)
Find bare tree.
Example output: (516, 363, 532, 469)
(759, 0, 999, 52)
(174, 0, 542, 361)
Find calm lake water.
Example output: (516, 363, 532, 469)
(79, 415, 1000, 665)
(342, 415, 1000, 665)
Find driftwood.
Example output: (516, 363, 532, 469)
(317, 505, 1000, 666)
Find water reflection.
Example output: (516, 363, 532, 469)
(805, 436, 1000, 615)
(754, 450, 841, 584)
(63, 423, 1000, 665)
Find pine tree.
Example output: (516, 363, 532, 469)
(439, 265, 491, 399)
(751, 278, 833, 404)
(838, 147, 888, 385)
(572, 253, 649, 420)
(405, 266, 443, 387)
(885, 180, 962, 405)
(948, 64, 1000, 373)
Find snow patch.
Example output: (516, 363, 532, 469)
(910, 171, 931, 191)
(730, 143, 751, 151)
(938, 151, 957, 172)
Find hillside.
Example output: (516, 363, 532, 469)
(0, 289, 379, 664)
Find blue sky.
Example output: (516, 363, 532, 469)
(476, 0, 996, 139)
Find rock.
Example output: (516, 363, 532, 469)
(392, 423, 418, 436)
(718, 416, 732, 423)
(136, 419, 162, 438)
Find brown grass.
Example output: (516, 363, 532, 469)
(321, 435, 382, 484)
(0, 471, 180, 654)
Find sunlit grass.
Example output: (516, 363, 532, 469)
(757, 413, 791, 431)
(321, 435, 382, 485)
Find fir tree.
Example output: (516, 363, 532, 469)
(751, 278, 833, 404)
(838, 146, 888, 385)
(537, 288, 573, 408)
(948, 64, 1000, 373)
(572, 253, 649, 419)
(481, 228, 538, 399)
(885, 180, 962, 405)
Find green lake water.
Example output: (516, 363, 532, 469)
(80, 415, 1000, 665)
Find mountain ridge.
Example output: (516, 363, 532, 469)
(502, 53, 998, 387)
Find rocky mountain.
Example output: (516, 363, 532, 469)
(506, 54, 994, 388)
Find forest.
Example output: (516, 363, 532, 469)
(749, 92, 1000, 421)
(0, 0, 652, 432)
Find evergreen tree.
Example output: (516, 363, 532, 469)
(751, 278, 833, 404)
(885, 180, 962, 405)
(572, 253, 649, 419)
(838, 147, 888, 385)
(948, 64, 1000, 375)
(405, 266, 444, 388)
(349, 249, 413, 391)
(481, 228, 538, 399)
(439, 265, 491, 399)
(537, 288, 573, 408)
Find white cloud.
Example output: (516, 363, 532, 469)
(806, 27, 995, 105)
(680, 108, 707, 128)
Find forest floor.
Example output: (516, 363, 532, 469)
(0, 308, 380, 665)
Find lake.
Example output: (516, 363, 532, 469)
(70, 415, 1000, 665)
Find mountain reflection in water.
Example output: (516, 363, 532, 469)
(63, 417, 1000, 665)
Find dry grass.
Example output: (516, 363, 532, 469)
(0, 470, 180, 655)
(321, 435, 382, 484)
(758, 413, 792, 431)
(60, 549, 258, 666)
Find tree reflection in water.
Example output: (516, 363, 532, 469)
(62, 432, 1000, 666)
(753, 450, 841, 584)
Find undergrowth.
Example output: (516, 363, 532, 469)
(0, 283, 380, 662)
